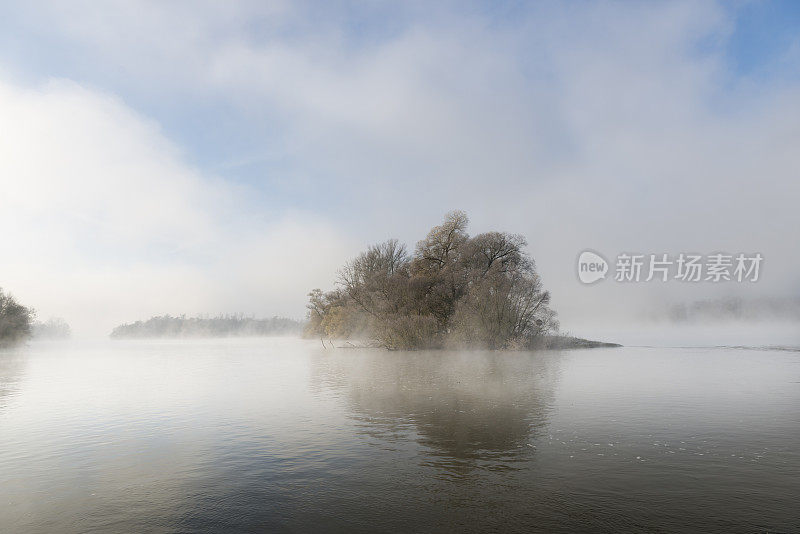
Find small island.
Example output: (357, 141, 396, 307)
(305, 211, 618, 350)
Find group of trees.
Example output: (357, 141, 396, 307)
(305, 211, 558, 349)
(110, 314, 304, 338)
(0, 288, 35, 347)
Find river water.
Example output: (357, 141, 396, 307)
(1, 338, 798, 533)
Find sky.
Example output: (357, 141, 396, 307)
(1, 0, 799, 336)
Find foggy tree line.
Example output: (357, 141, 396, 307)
(668, 297, 800, 323)
(32, 317, 72, 340)
(0, 288, 34, 347)
(305, 211, 558, 349)
(110, 314, 304, 338)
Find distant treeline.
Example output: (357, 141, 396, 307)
(32, 317, 72, 340)
(305, 211, 558, 350)
(110, 314, 304, 338)
(668, 297, 800, 323)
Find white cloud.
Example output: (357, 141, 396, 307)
(191, 1, 800, 326)
(0, 78, 357, 335)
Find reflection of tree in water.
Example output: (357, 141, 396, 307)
(0, 350, 28, 412)
(310, 349, 561, 473)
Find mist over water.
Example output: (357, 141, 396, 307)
(1, 338, 798, 533)
(2, 3, 800, 533)
(573, 321, 800, 349)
